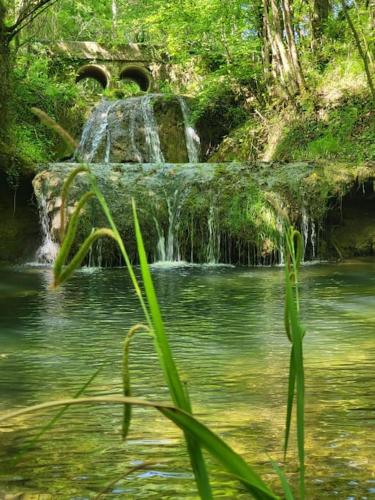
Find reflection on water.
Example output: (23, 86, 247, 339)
(0, 262, 374, 498)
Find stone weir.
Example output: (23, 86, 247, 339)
(32, 161, 375, 266)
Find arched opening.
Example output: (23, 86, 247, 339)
(75, 64, 110, 89)
(119, 65, 152, 92)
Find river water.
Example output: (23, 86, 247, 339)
(0, 261, 374, 498)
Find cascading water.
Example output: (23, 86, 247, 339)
(76, 99, 116, 163)
(276, 216, 285, 266)
(36, 92, 317, 268)
(142, 94, 165, 163)
(154, 189, 185, 263)
(206, 206, 220, 264)
(75, 94, 200, 165)
(301, 208, 309, 258)
(35, 194, 59, 264)
(301, 208, 317, 261)
(178, 97, 201, 163)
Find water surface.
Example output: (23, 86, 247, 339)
(0, 262, 374, 498)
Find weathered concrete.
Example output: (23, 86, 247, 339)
(39, 41, 169, 92)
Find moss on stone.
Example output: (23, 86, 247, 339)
(32, 161, 375, 265)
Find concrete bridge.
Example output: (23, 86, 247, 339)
(47, 41, 169, 92)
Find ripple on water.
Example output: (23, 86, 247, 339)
(0, 262, 374, 498)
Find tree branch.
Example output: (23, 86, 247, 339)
(7, 0, 59, 40)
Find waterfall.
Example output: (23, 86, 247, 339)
(276, 216, 285, 266)
(301, 208, 317, 261)
(206, 206, 220, 264)
(301, 208, 309, 258)
(75, 94, 200, 164)
(178, 97, 201, 163)
(76, 99, 115, 163)
(154, 189, 186, 263)
(35, 194, 59, 264)
(141, 95, 165, 163)
(76, 96, 163, 163)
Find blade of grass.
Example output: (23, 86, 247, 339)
(0, 396, 278, 500)
(122, 324, 150, 440)
(132, 199, 213, 500)
(271, 461, 294, 500)
(283, 227, 305, 499)
(10, 367, 102, 466)
(284, 346, 295, 461)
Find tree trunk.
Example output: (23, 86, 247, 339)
(369, 0, 375, 29)
(311, 0, 329, 42)
(0, 0, 11, 150)
(280, 0, 306, 92)
(341, 0, 375, 100)
(263, 0, 302, 97)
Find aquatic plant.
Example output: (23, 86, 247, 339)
(1, 165, 306, 499)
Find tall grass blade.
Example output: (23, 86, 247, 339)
(59, 166, 90, 241)
(284, 347, 295, 461)
(271, 461, 294, 500)
(11, 367, 101, 465)
(0, 396, 278, 500)
(122, 324, 150, 440)
(283, 227, 305, 499)
(132, 199, 213, 500)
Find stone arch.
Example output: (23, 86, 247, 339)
(75, 64, 110, 88)
(119, 64, 152, 92)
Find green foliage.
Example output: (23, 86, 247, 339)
(2, 0, 373, 170)
(10, 51, 80, 168)
(274, 94, 375, 162)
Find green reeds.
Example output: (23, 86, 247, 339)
(283, 227, 305, 499)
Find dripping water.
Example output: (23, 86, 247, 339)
(301, 208, 309, 259)
(301, 208, 317, 261)
(154, 190, 187, 263)
(206, 206, 220, 264)
(141, 95, 165, 163)
(76, 100, 115, 163)
(178, 97, 201, 163)
(35, 194, 59, 264)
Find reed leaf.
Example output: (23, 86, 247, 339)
(271, 462, 294, 500)
(132, 199, 213, 500)
(283, 227, 305, 499)
(9, 368, 101, 466)
(122, 324, 150, 440)
(31, 107, 78, 153)
(53, 191, 95, 279)
(54, 228, 116, 287)
(59, 166, 90, 241)
(283, 347, 295, 461)
(0, 396, 278, 500)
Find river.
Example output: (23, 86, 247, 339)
(0, 261, 374, 498)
